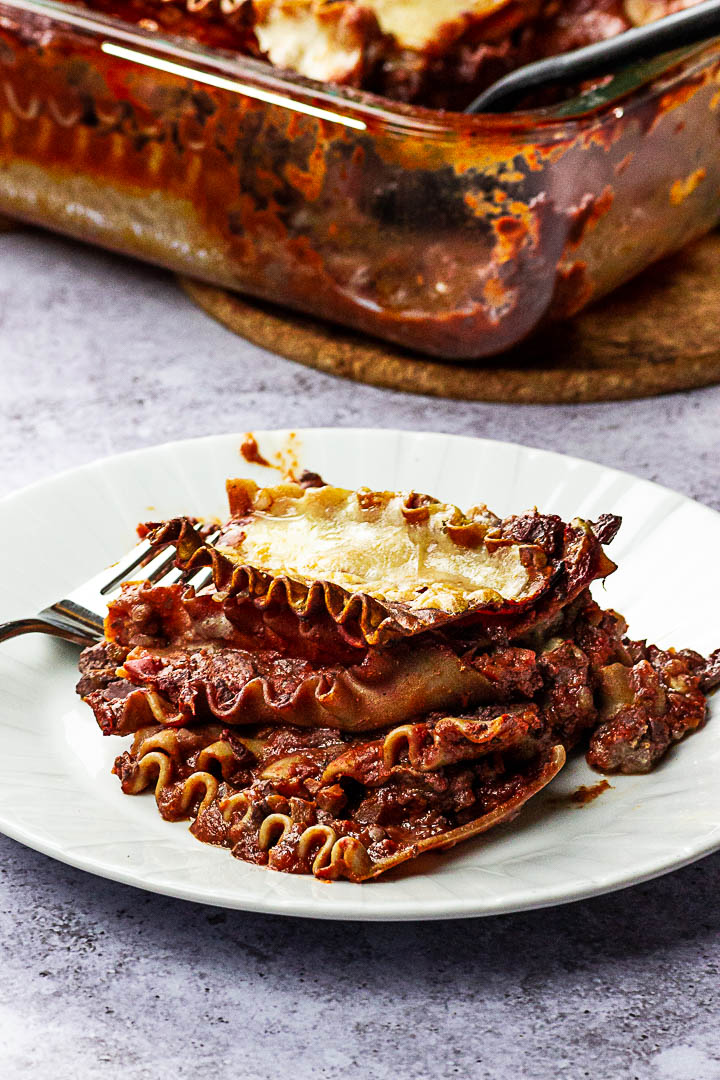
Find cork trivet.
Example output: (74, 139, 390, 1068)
(180, 231, 720, 404)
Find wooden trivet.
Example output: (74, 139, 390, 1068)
(180, 231, 720, 404)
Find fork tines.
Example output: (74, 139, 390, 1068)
(99, 524, 221, 599)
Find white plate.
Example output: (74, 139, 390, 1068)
(1, 428, 719, 921)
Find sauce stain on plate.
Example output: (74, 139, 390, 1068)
(551, 779, 613, 809)
(240, 431, 303, 478)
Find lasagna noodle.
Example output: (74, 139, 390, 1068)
(88, 577, 626, 741)
(83, 588, 718, 765)
(112, 714, 565, 880)
(79, 626, 543, 734)
(142, 482, 620, 646)
(245, 745, 565, 881)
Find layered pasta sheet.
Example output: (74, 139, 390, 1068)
(77, 478, 719, 882)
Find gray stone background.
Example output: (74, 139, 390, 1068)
(2, 226, 720, 1079)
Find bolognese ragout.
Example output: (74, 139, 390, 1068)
(76, 473, 720, 882)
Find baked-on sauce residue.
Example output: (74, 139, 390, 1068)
(240, 433, 271, 468)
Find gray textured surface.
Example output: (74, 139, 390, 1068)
(2, 227, 720, 1080)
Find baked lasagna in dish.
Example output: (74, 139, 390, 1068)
(77, 471, 720, 882)
(72, 0, 704, 109)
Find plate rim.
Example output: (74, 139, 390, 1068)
(0, 424, 709, 510)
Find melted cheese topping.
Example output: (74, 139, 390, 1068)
(363, 0, 512, 51)
(258, 19, 359, 80)
(253, 0, 514, 82)
(254, 1, 364, 82)
(219, 482, 536, 613)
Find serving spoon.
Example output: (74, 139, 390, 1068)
(466, 0, 720, 113)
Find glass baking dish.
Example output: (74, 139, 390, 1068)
(2, 0, 720, 360)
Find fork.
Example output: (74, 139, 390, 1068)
(0, 527, 217, 646)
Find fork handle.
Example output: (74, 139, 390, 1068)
(0, 618, 97, 646)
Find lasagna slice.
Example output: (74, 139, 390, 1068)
(72, 0, 706, 109)
(76, 474, 719, 882)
